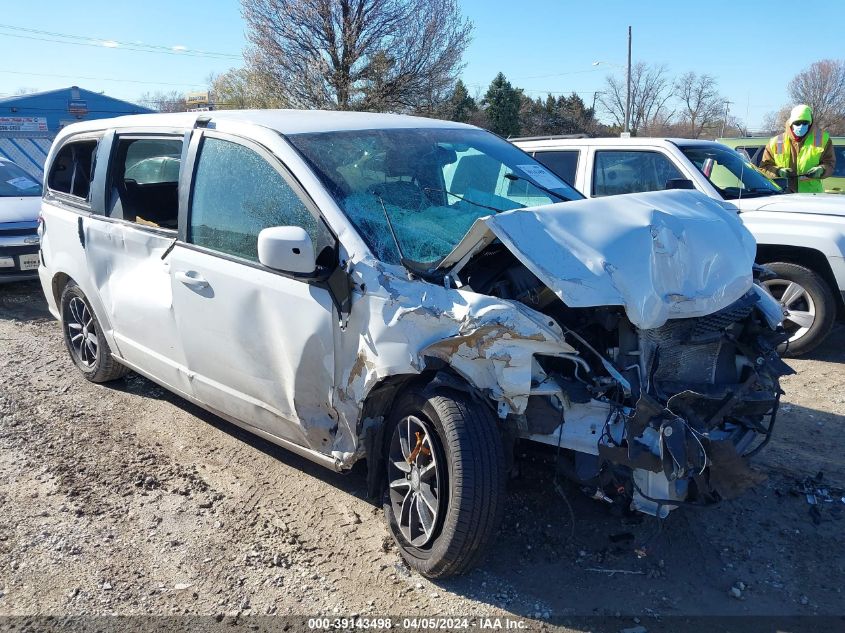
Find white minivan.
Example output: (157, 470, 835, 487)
(38, 111, 791, 577)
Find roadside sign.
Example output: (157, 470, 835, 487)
(0, 116, 48, 132)
(68, 100, 88, 116)
(186, 91, 209, 106)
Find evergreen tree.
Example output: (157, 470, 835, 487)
(483, 73, 522, 137)
(444, 80, 477, 122)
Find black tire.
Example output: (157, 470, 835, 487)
(382, 387, 505, 579)
(762, 262, 836, 357)
(60, 281, 130, 383)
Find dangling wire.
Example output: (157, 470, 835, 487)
(552, 411, 577, 540)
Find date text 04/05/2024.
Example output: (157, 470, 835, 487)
(306, 617, 528, 629)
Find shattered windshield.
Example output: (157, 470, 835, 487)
(680, 145, 782, 200)
(287, 127, 582, 267)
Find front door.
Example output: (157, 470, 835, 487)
(169, 133, 338, 450)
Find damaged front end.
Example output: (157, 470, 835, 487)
(527, 285, 791, 517)
(445, 190, 794, 517)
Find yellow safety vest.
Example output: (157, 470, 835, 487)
(768, 128, 830, 193)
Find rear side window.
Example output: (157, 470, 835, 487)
(189, 136, 320, 262)
(48, 140, 98, 200)
(592, 150, 682, 197)
(533, 150, 580, 185)
(108, 137, 183, 230)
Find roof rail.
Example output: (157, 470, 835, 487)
(194, 114, 213, 128)
(509, 133, 591, 141)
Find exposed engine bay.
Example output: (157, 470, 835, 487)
(458, 243, 794, 517)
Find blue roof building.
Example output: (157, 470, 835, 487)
(0, 86, 153, 179)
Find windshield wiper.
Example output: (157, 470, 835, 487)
(738, 187, 780, 198)
(422, 187, 514, 214)
(375, 194, 409, 263)
(374, 194, 442, 280)
(503, 173, 571, 202)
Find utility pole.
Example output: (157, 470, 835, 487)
(624, 26, 632, 135)
(720, 100, 732, 138)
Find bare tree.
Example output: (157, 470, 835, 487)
(241, 0, 472, 112)
(597, 62, 674, 136)
(138, 90, 188, 113)
(208, 68, 288, 110)
(761, 105, 792, 135)
(788, 59, 845, 132)
(674, 72, 723, 138)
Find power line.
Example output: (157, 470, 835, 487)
(464, 83, 597, 97)
(0, 68, 206, 88)
(517, 68, 605, 80)
(0, 23, 242, 60)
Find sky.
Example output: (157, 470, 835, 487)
(0, 0, 843, 130)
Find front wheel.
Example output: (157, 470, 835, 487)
(383, 387, 505, 578)
(760, 262, 837, 357)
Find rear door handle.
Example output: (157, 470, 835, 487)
(175, 270, 209, 289)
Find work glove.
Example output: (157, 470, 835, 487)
(776, 167, 794, 178)
(805, 166, 825, 179)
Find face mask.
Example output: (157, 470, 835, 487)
(792, 122, 809, 137)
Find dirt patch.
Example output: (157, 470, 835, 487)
(1, 281, 843, 631)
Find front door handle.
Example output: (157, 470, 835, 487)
(175, 270, 209, 289)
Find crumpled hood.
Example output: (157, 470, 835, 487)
(736, 193, 845, 217)
(444, 189, 757, 330)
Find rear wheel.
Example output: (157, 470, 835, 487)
(761, 262, 836, 357)
(60, 282, 129, 383)
(383, 387, 505, 578)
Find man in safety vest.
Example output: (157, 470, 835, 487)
(759, 104, 836, 193)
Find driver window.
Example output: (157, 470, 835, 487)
(593, 150, 682, 197)
(189, 137, 324, 263)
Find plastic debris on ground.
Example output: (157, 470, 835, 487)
(792, 471, 845, 525)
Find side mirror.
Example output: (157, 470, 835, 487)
(257, 226, 316, 274)
(665, 178, 696, 190)
(773, 177, 788, 190)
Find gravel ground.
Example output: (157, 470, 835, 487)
(1, 281, 844, 632)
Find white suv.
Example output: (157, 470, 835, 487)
(38, 111, 791, 577)
(514, 136, 845, 356)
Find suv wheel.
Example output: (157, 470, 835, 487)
(761, 262, 836, 357)
(383, 387, 505, 578)
(60, 282, 130, 383)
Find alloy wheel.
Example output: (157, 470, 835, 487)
(387, 415, 443, 547)
(761, 278, 816, 344)
(65, 296, 99, 368)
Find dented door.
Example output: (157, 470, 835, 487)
(81, 129, 190, 394)
(168, 133, 337, 450)
(84, 221, 189, 393)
